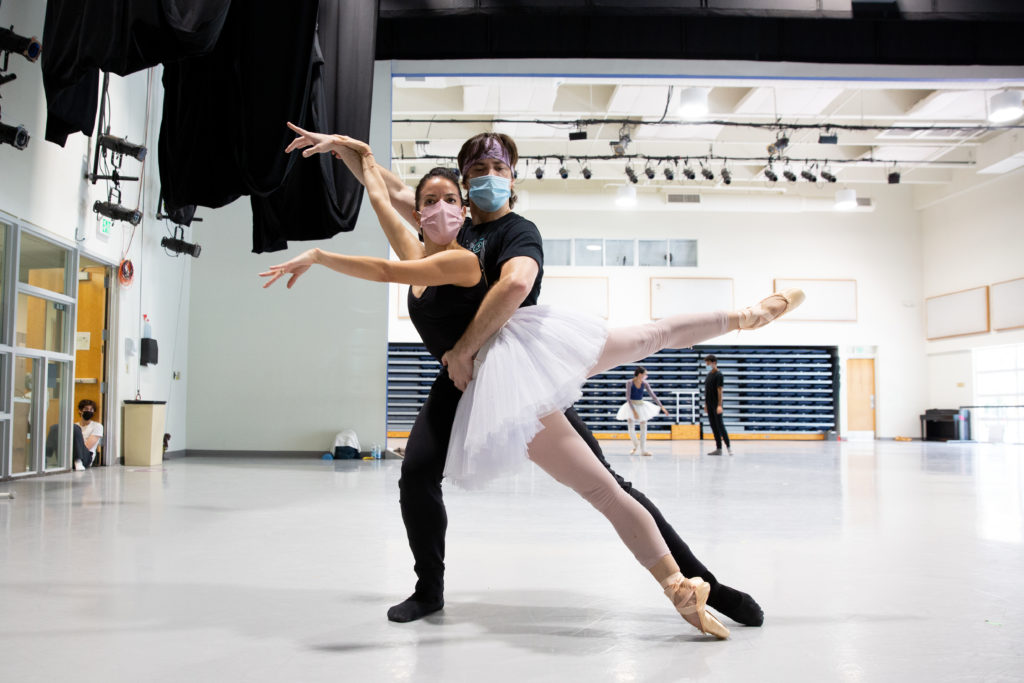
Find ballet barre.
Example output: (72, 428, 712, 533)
(672, 390, 699, 425)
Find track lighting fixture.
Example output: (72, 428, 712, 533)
(535, 166, 544, 179)
(681, 162, 696, 180)
(783, 168, 797, 182)
(821, 168, 837, 183)
(610, 124, 632, 156)
(800, 166, 817, 183)
(644, 164, 655, 180)
(93, 200, 142, 226)
(625, 165, 638, 184)
(764, 166, 778, 182)
(0, 26, 41, 62)
(0, 116, 29, 150)
(766, 134, 790, 156)
(581, 166, 592, 180)
(700, 163, 714, 181)
(558, 164, 569, 179)
(988, 90, 1024, 123)
(99, 133, 147, 161)
(720, 166, 732, 185)
(663, 166, 675, 181)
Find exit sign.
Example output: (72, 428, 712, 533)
(98, 215, 113, 237)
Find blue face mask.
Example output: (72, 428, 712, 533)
(467, 175, 511, 213)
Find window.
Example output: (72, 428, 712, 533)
(16, 293, 68, 353)
(605, 240, 634, 266)
(973, 344, 1024, 444)
(542, 239, 571, 266)
(668, 239, 698, 267)
(574, 239, 603, 267)
(18, 231, 70, 296)
(638, 240, 669, 266)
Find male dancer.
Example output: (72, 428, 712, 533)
(705, 354, 732, 456)
(300, 130, 763, 627)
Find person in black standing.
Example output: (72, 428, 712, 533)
(705, 354, 732, 456)
(283, 126, 764, 628)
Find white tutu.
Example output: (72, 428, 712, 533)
(444, 304, 608, 488)
(616, 400, 661, 422)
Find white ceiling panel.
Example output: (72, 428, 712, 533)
(734, 86, 844, 116)
(607, 85, 673, 116)
(905, 90, 988, 120)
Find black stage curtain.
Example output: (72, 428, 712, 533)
(42, 0, 378, 252)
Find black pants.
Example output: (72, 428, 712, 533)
(707, 407, 731, 449)
(400, 370, 720, 601)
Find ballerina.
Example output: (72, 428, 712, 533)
(264, 137, 803, 638)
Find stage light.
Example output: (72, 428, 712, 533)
(767, 135, 789, 156)
(615, 184, 637, 207)
(581, 166, 592, 180)
(764, 166, 778, 182)
(625, 165, 638, 184)
(161, 235, 201, 258)
(610, 126, 632, 156)
(663, 166, 675, 181)
(700, 164, 714, 181)
(0, 119, 29, 150)
(988, 90, 1024, 123)
(888, 170, 901, 184)
(818, 132, 838, 145)
(783, 168, 797, 182)
(720, 167, 732, 185)
(558, 165, 569, 179)
(0, 27, 41, 62)
(644, 164, 655, 180)
(677, 87, 709, 119)
(821, 169, 837, 183)
(99, 133, 147, 161)
(568, 129, 588, 141)
(834, 188, 857, 210)
(801, 167, 817, 183)
(681, 162, 696, 180)
(535, 166, 544, 179)
(93, 201, 141, 226)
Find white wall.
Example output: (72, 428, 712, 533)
(184, 62, 394, 453)
(918, 169, 1024, 408)
(389, 185, 927, 438)
(0, 1, 191, 458)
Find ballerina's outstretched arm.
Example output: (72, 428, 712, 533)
(285, 122, 423, 261)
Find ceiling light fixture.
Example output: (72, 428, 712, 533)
(834, 188, 857, 211)
(663, 166, 675, 181)
(800, 165, 817, 183)
(558, 164, 569, 179)
(581, 166, 592, 180)
(821, 166, 837, 183)
(988, 90, 1024, 123)
(700, 162, 714, 181)
(783, 168, 797, 182)
(818, 130, 838, 145)
(720, 165, 732, 185)
(677, 87, 709, 119)
(615, 184, 637, 207)
(644, 163, 655, 180)
(764, 166, 778, 182)
(535, 166, 544, 179)
(767, 134, 790, 156)
(625, 165, 638, 184)
(681, 160, 696, 180)
(888, 167, 901, 184)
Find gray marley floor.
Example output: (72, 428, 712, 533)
(1, 440, 1022, 682)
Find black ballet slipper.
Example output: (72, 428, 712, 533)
(387, 594, 444, 623)
(709, 585, 764, 627)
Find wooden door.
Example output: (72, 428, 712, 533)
(847, 359, 876, 432)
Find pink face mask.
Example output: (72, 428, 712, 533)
(418, 200, 464, 244)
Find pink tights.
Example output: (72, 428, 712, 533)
(526, 311, 727, 569)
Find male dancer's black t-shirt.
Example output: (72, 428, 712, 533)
(705, 369, 724, 407)
(407, 211, 544, 361)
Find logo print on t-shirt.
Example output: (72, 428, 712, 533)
(466, 237, 486, 254)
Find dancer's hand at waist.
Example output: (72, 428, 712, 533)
(442, 346, 475, 391)
(716, 405, 723, 415)
(259, 249, 320, 289)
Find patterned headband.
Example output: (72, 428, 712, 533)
(461, 137, 513, 178)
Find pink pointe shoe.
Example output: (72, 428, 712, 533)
(737, 288, 805, 330)
(661, 573, 730, 639)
